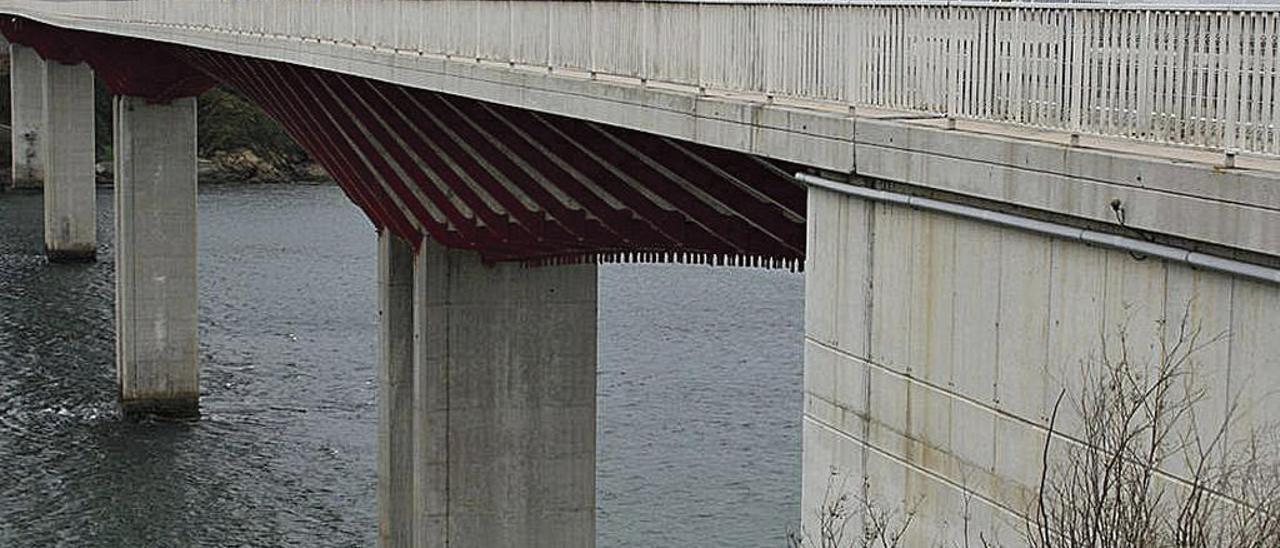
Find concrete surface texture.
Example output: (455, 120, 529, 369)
(9, 43, 44, 190)
(114, 95, 199, 418)
(410, 239, 597, 548)
(3, 2, 1277, 545)
(42, 60, 94, 261)
(378, 231, 416, 547)
(803, 184, 1280, 545)
(4, 1, 1276, 265)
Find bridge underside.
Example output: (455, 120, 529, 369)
(1, 15, 810, 547)
(2, 17, 806, 268)
(7, 6, 1280, 548)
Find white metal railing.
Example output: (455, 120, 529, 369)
(16, 1, 1280, 155)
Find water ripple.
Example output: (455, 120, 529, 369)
(0, 185, 802, 547)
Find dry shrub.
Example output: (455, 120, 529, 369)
(1030, 305, 1280, 548)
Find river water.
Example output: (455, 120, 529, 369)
(0, 183, 802, 547)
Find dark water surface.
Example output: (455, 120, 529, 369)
(0, 184, 801, 547)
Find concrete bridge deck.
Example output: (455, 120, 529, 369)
(5, 0, 1279, 265)
(2, 1, 1278, 546)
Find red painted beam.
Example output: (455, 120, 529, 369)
(6, 16, 807, 267)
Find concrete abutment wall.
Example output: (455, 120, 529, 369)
(802, 184, 1280, 545)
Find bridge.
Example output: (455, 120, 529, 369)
(1, 0, 1278, 545)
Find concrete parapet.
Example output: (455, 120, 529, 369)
(114, 95, 199, 419)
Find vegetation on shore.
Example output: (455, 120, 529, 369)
(194, 87, 325, 183)
(0, 52, 324, 184)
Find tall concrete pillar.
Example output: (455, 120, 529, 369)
(43, 61, 96, 261)
(10, 44, 45, 190)
(114, 96, 199, 418)
(410, 239, 597, 548)
(378, 231, 416, 547)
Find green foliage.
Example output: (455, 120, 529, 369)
(197, 86, 313, 180)
(0, 54, 10, 128)
(0, 54, 313, 181)
(95, 77, 112, 161)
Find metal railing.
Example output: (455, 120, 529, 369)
(19, 0, 1280, 155)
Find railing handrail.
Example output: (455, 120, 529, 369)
(636, 1, 1280, 11)
(8, 0, 1280, 157)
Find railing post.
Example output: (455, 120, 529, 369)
(945, 5, 957, 121)
(1137, 10, 1155, 138)
(474, 0, 482, 62)
(1070, 8, 1085, 134)
(641, 1, 649, 85)
(1224, 10, 1242, 151)
(589, 1, 597, 78)
(847, 6, 861, 109)
(546, 1, 554, 71)
(1013, 8, 1026, 123)
(697, 3, 705, 95)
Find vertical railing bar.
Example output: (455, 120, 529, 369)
(507, 0, 514, 64)
(1271, 13, 1280, 153)
(1187, 12, 1198, 145)
(1225, 11, 1241, 150)
(1116, 10, 1127, 135)
(1207, 12, 1221, 147)
(986, 8, 998, 120)
(1250, 13, 1266, 152)
(1024, 8, 1033, 124)
(1156, 11, 1168, 141)
(1118, 11, 1130, 136)
(927, 5, 934, 109)
(1162, 11, 1174, 142)
(1138, 10, 1155, 138)
(1070, 9, 1084, 132)
(1035, 9, 1047, 126)
(1097, 10, 1109, 135)
(642, 1, 650, 85)
(970, 7, 979, 118)
(891, 7, 897, 107)
(1013, 8, 1025, 123)
(1034, 9, 1045, 125)
(1052, 8, 1061, 126)
(1245, 12, 1258, 151)
(985, 7, 992, 119)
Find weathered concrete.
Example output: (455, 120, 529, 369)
(42, 60, 95, 261)
(9, 43, 44, 190)
(378, 230, 415, 548)
(114, 96, 199, 418)
(411, 239, 597, 548)
(802, 183, 1280, 545)
(854, 117, 1280, 260)
(7, 1, 1280, 264)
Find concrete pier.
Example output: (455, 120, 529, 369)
(409, 239, 597, 548)
(9, 44, 45, 191)
(114, 96, 199, 418)
(42, 61, 95, 261)
(378, 231, 415, 547)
